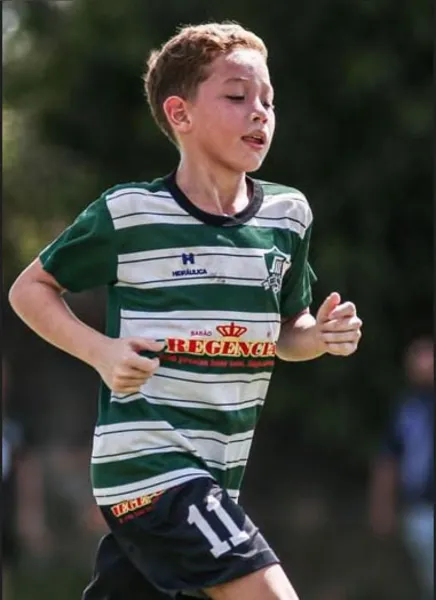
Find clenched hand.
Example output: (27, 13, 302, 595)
(94, 337, 165, 393)
(316, 292, 362, 356)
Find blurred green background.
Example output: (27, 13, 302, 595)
(2, 0, 432, 599)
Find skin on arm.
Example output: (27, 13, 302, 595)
(8, 258, 163, 393)
(368, 455, 399, 536)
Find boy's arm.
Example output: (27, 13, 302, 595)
(9, 258, 164, 392)
(276, 292, 362, 361)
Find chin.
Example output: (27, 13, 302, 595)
(225, 156, 265, 175)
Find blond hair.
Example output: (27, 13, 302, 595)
(143, 22, 267, 142)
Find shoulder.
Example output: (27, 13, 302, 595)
(254, 179, 313, 234)
(101, 177, 171, 217)
(102, 177, 168, 201)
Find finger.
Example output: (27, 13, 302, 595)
(322, 330, 362, 344)
(320, 316, 362, 332)
(125, 354, 160, 373)
(115, 373, 149, 384)
(328, 302, 356, 319)
(316, 292, 341, 323)
(129, 338, 166, 353)
(326, 342, 359, 356)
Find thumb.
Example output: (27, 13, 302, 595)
(129, 338, 166, 353)
(316, 292, 341, 323)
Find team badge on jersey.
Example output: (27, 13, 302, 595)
(261, 246, 291, 294)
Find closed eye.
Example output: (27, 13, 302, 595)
(226, 95, 245, 102)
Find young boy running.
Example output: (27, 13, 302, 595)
(9, 22, 362, 600)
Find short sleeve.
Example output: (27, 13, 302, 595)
(280, 224, 317, 318)
(39, 197, 117, 292)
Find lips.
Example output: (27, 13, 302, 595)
(242, 133, 266, 148)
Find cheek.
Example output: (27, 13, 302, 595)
(196, 104, 245, 140)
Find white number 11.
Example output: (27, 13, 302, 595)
(187, 495, 250, 558)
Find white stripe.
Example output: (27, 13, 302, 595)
(108, 391, 265, 411)
(105, 187, 312, 233)
(227, 489, 240, 502)
(94, 420, 173, 436)
(119, 308, 280, 341)
(105, 188, 194, 230)
(143, 396, 264, 411)
(119, 317, 280, 347)
(106, 187, 172, 201)
(155, 366, 272, 384)
(181, 429, 253, 467)
(117, 247, 277, 291)
(113, 212, 196, 229)
(141, 374, 270, 409)
(92, 426, 253, 468)
(261, 193, 312, 223)
(92, 426, 192, 461)
(92, 445, 185, 464)
(108, 370, 271, 406)
(94, 469, 211, 505)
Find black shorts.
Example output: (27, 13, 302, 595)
(83, 477, 279, 599)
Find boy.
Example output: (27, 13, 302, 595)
(369, 337, 433, 600)
(9, 22, 362, 600)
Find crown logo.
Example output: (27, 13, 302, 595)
(216, 322, 248, 339)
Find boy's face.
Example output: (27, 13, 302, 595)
(182, 49, 275, 173)
(407, 342, 434, 389)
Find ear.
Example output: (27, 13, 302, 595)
(163, 96, 192, 135)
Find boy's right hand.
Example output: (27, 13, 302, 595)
(95, 337, 165, 394)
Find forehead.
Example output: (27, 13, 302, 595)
(206, 49, 272, 87)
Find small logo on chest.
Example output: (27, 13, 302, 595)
(262, 246, 291, 294)
(172, 253, 208, 277)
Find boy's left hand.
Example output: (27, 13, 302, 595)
(316, 292, 362, 356)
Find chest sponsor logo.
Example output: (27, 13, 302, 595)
(165, 322, 276, 358)
(173, 253, 207, 278)
(262, 246, 291, 294)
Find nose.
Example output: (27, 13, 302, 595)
(250, 99, 268, 123)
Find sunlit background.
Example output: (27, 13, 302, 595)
(2, 1, 432, 599)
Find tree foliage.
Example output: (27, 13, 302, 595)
(3, 0, 432, 461)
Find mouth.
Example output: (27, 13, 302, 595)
(241, 132, 267, 150)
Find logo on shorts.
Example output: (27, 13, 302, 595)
(261, 246, 291, 294)
(110, 490, 164, 518)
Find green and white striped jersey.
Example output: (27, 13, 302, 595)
(40, 172, 316, 506)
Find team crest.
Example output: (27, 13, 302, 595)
(261, 246, 291, 294)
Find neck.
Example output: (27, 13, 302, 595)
(175, 154, 250, 216)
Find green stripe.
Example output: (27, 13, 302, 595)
(100, 399, 264, 436)
(91, 452, 245, 492)
(115, 222, 297, 255)
(91, 452, 206, 488)
(209, 465, 246, 490)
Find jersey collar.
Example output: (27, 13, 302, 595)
(163, 170, 263, 227)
